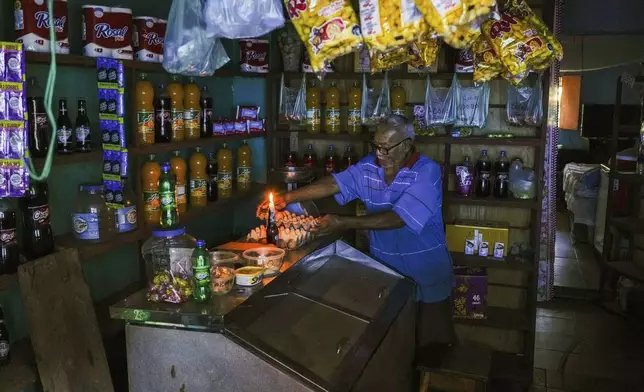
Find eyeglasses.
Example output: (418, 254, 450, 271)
(369, 138, 410, 155)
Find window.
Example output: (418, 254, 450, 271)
(558, 75, 582, 130)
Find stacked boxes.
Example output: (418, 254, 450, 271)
(446, 220, 509, 258)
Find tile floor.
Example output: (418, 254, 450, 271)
(531, 299, 644, 391)
(554, 212, 601, 291)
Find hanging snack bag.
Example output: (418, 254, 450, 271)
(472, 35, 503, 83)
(302, 51, 335, 73)
(525, 74, 543, 126)
(442, 19, 482, 50)
(370, 46, 415, 72)
(361, 73, 391, 126)
(454, 79, 490, 128)
(506, 84, 533, 126)
(414, 0, 496, 37)
(424, 74, 457, 127)
(359, 0, 429, 53)
(407, 35, 441, 71)
(285, 0, 363, 73)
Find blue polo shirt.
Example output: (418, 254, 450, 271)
(332, 152, 452, 303)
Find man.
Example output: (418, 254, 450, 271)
(258, 114, 455, 352)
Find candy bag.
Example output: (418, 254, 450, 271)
(424, 74, 457, 126)
(472, 35, 503, 84)
(285, 0, 363, 74)
(359, 0, 429, 53)
(361, 73, 391, 125)
(163, 0, 230, 76)
(506, 84, 532, 126)
(204, 0, 284, 39)
(414, 0, 496, 37)
(454, 79, 490, 128)
(525, 74, 543, 126)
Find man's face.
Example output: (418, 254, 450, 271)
(373, 127, 410, 169)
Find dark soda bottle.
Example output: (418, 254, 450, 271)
(56, 99, 74, 154)
(0, 305, 10, 366)
(475, 149, 491, 197)
(0, 201, 19, 275)
(154, 83, 172, 143)
(493, 151, 510, 198)
(200, 86, 213, 138)
(75, 98, 91, 152)
(302, 144, 317, 169)
(342, 144, 358, 170)
(159, 162, 178, 228)
(206, 152, 218, 202)
(26, 77, 49, 158)
(284, 151, 298, 167)
(324, 145, 337, 175)
(267, 205, 279, 246)
(19, 180, 54, 260)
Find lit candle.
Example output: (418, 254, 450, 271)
(269, 192, 275, 214)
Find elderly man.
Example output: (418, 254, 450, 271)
(259, 114, 455, 353)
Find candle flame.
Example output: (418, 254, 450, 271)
(269, 192, 275, 212)
(269, 192, 273, 204)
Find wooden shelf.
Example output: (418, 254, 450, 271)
(31, 150, 103, 168)
(451, 252, 533, 271)
(416, 135, 542, 146)
(454, 306, 531, 331)
(608, 217, 644, 234)
(605, 261, 644, 282)
(0, 338, 39, 392)
(275, 129, 371, 141)
(446, 192, 539, 209)
(129, 133, 265, 156)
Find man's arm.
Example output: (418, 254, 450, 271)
(285, 175, 340, 204)
(340, 211, 405, 230)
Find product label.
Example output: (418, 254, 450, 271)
(347, 109, 361, 126)
(160, 191, 176, 209)
(137, 110, 154, 137)
(183, 109, 200, 132)
(325, 162, 336, 175)
(175, 184, 187, 204)
(193, 265, 210, 284)
(432, 0, 459, 17)
(0, 228, 17, 245)
(75, 125, 90, 143)
(190, 179, 207, 198)
(359, 0, 383, 37)
(57, 127, 71, 144)
(72, 213, 100, 240)
(0, 340, 9, 360)
(170, 109, 184, 132)
(400, 0, 423, 25)
(306, 108, 320, 125)
(217, 172, 232, 191)
(237, 166, 251, 185)
(326, 108, 340, 126)
(29, 204, 51, 227)
(116, 205, 137, 233)
(143, 191, 160, 212)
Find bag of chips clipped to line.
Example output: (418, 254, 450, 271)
(359, 0, 429, 53)
(414, 0, 496, 37)
(455, 79, 490, 128)
(424, 74, 457, 127)
(279, 73, 307, 123)
(285, 0, 363, 73)
(361, 72, 391, 126)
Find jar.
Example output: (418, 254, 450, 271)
(71, 184, 115, 243)
(115, 185, 138, 234)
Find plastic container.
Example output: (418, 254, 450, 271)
(142, 227, 196, 284)
(235, 266, 264, 286)
(242, 247, 286, 275)
(209, 251, 238, 295)
(71, 184, 115, 243)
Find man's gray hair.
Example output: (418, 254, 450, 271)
(378, 114, 415, 141)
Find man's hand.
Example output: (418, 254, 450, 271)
(256, 192, 290, 218)
(310, 214, 345, 236)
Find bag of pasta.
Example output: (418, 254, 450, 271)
(362, 73, 391, 126)
(280, 73, 307, 124)
(455, 79, 489, 128)
(414, 0, 496, 37)
(285, 0, 363, 73)
(525, 74, 543, 126)
(407, 35, 441, 70)
(424, 74, 457, 127)
(359, 0, 430, 53)
(481, 0, 563, 78)
(370, 46, 415, 72)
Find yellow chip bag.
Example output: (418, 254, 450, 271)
(370, 46, 415, 72)
(359, 0, 431, 53)
(285, 0, 363, 73)
(414, 0, 496, 36)
(442, 18, 482, 49)
(472, 36, 503, 83)
(407, 36, 440, 69)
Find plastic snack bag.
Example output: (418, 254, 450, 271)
(285, 0, 363, 74)
(472, 35, 503, 84)
(442, 19, 482, 49)
(407, 35, 441, 70)
(424, 74, 457, 127)
(414, 0, 496, 37)
(454, 79, 490, 128)
(359, 0, 429, 53)
(163, 0, 230, 76)
(525, 74, 543, 126)
(370, 46, 415, 72)
(506, 84, 532, 126)
(361, 73, 391, 126)
(279, 73, 307, 123)
(204, 0, 285, 39)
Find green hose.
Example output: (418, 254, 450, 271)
(26, 0, 58, 181)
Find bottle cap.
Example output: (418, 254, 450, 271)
(329, 145, 334, 150)
(196, 239, 206, 247)
(161, 162, 171, 172)
(481, 149, 487, 155)
(500, 151, 506, 156)
(152, 227, 186, 238)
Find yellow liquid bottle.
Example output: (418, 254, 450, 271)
(189, 147, 207, 207)
(217, 143, 233, 199)
(167, 75, 185, 142)
(183, 77, 201, 140)
(325, 81, 341, 134)
(347, 81, 362, 135)
(306, 79, 321, 134)
(237, 140, 252, 193)
(391, 81, 407, 117)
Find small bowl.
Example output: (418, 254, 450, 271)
(210, 251, 239, 268)
(235, 266, 264, 286)
(211, 265, 235, 295)
(242, 247, 286, 275)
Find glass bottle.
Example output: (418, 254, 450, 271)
(475, 150, 491, 197)
(75, 98, 91, 152)
(237, 140, 252, 193)
(0, 200, 19, 275)
(391, 81, 407, 116)
(19, 180, 54, 260)
(325, 80, 341, 134)
(217, 143, 233, 199)
(324, 145, 337, 176)
(200, 86, 213, 138)
(347, 81, 362, 135)
(116, 183, 138, 233)
(56, 99, 73, 154)
(493, 151, 510, 198)
(306, 79, 321, 133)
(206, 152, 218, 202)
(342, 144, 358, 170)
(26, 77, 49, 158)
(302, 143, 317, 169)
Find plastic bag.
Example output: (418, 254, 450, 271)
(424, 74, 457, 127)
(163, 0, 230, 76)
(506, 84, 533, 125)
(525, 74, 543, 126)
(414, 0, 496, 37)
(407, 35, 441, 70)
(359, 0, 429, 53)
(286, 0, 363, 74)
(204, 0, 284, 39)
(370, 46, 414, 72)
(279, 73, 307, 123)
(455, 79, 489, 128)
(361, 73, 391, 126)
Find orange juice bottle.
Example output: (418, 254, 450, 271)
(167, 75, 185, 142)
(391, 81, 407, 116)
(217, 143, 233, 199)
(237, 140, 252, 193)
(141, 154, 161, 225)
(170, 150, 187, 213)
(135, 72, 155, 145)
(189, 147, 207, 207)
(306, 79, 321, 133)
(347, 81, 362, 135)
(325, 81, 341, 134)
(184, 77, 201, 140)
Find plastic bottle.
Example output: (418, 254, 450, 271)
(302, 143, 317, 169)
(237, 140, 252, 193)
(391, 81, 407, 116)
(154, 83, 172, 143)
(200, 86, 213, 138)
(116, 183, 138, 233)
(170, 150, 188, 214)
(56, 99, 73, 154)
(141, 154, 161, 225)
(183, 77, 201, 140)
(284, 151, 298, 167)
(0, 200, 19, 275)
(475, 150, 491, 197)
(493, 151, 510, 198)
(75, 98, 91, 152)
(136, 72, 155, 145)
(26, 77, 49, 158)
(19, 180, 54, 260)
(189, 147, 208, 207)
(347, 81, 362, 135)
(159, 163, 179, 228)
(217, 143, 233, 199)
(191, 239, 211, 302)
(167, 75, 184, 142)
(325, 145, 337, 176)
(306, 79, 321, 133)
(206, 152, 218, 202)
(325, 80, 341, 134)
(342, 144, 358, 170)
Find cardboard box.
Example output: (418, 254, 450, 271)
(445, 220, 509, 256)
(452, 266, 488, 320)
